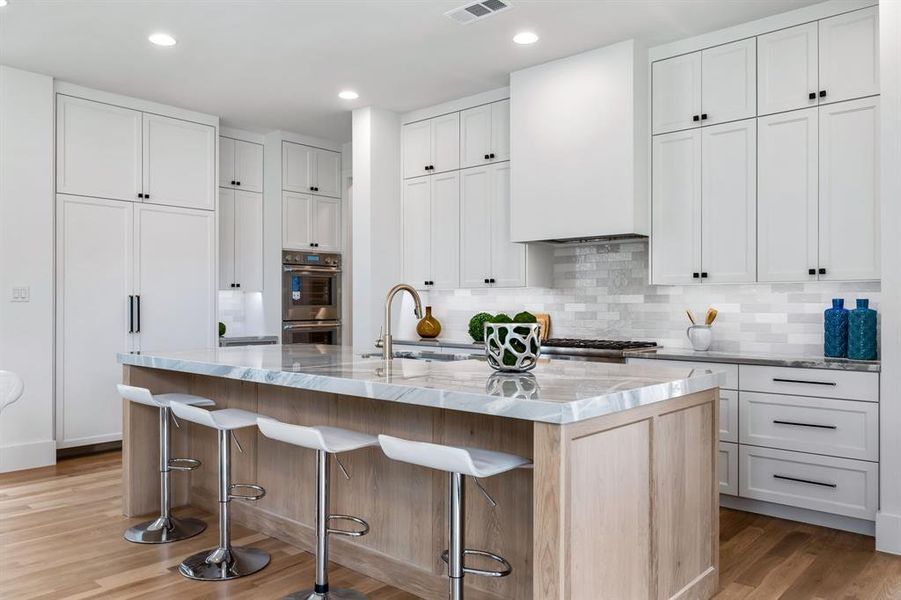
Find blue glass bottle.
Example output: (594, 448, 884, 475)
(823, 299, 848, 358)
(848, 299, 877, 361)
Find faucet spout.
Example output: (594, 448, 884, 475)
(382, 283, 424, 360)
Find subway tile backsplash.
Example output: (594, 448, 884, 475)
(414, 241, 880, 355)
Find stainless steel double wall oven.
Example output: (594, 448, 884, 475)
(281, 250, 341, 345)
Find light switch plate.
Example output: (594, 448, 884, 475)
(11, 286, 30, 302)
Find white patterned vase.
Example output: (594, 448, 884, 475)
(485, 372, 541, 399)
(484, 322, 541, 372)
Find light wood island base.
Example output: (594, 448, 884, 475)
(123, 365, 719, 600)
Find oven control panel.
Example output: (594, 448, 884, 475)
(282, 250, 341, 268)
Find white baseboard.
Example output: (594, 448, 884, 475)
(876, 511, 901, 555)
(55, 433, 122, 449)
(720, 494, 875, 536)
(0, 439, 56, 473)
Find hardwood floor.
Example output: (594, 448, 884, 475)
(2, 451, 901, 599)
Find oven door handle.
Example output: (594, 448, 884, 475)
(283, 322, 342, 330)
(283, 265, 341, 274)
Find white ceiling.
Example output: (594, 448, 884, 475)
(0, 0, 824, 142)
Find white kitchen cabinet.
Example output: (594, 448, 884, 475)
(402, 172, 460, 290)
(757, 23, 819, 115)
(701, 38, 757, 126)
(651, 129, 702, 285)
(220, 137, 263, 193)
(142, 113, 216, 210)
(818, 97, 880, 281)
(757, 108, 818, 282)
(652, 52, 701, 135)
(719, 442, 739, 496)
(56, 95, 142, 202)
(701, 119, 756, 283)
(283, 141, 341, 198)
(488, 163, 525, 287)
(219, 188, 263, 291)
(460, 99, 510, 168)
(402, 113, 460, 178)
(819, 7, 879, 106)
(283, 191, 341, 251)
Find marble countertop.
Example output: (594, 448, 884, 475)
(393, 338, 482, 349)
(623, 348, 880, 373)
(117, 344, 723, 425)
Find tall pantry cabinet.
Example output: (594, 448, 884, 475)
(56, 91, 217, 448)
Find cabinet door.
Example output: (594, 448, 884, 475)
(758, 108, 818, 282)
(652, 52, 702, 135)
(490, 99, 511, 163)
(314, 149, 341, 198)
(701, 119, 757, 283)
(314, 197, 342, 252)
(651, 129, 701, 285)
(702, 38, 756, 125)
(460, 167, 493, 288)
(56, 95, 142, 202)
(134, 204, 215, 352)
(283, 141, 315, 193)
(403, 120, 432, 179)
(460, 104, 492, 169)
(819, 7, 880, 105)
(431, 112, 460, 173)
(218, 188, 236, 290)
(402, 177, 432, 289)
(219, 136, 236, 188)
(57, 195, 133, 447)
(757, 23, 819, 116)
(282, 191, 314, 250)
(489, 163, 525, 287)
(430, 171, 460, 290)
(235, 140, 263, 193)
(235, 190, 264, 291)
(142, 114, 216, 210)
(819, 97, 880, 281)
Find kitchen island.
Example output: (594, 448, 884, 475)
(118, 344, 723, 600)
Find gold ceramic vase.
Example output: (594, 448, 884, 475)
(416, 306, 441, 339)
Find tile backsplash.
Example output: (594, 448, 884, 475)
(405, 241, 880, 356)
(218, 290, 266, 337)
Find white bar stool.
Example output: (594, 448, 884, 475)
(378, 435, 530, 600)
(169, 401, 271, 581)
(117, 384, 211, 544)
(257, 418, 378, 600)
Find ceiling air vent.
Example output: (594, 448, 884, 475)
(445, 0, 512, 25)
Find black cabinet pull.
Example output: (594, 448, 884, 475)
(692, 115, 700, 122)
(808, 268, 816, 275)
(773, 419, 838, 430)
(236, 181, 241, 186)
(230, 283, 235, 288)
(135, 295, 141, 333)
(819, 90, 827, 98)
(818, 267, 826, 275)
(701, 113, 708, 120)
(138, 193, 144, 199)
(484, 278, 490, 284)
(145, 193, 150, 199)
(809, 92, 816, 100)
(489, 278, 496, 283)
(315, 187, 319, 191)
(772, 377, 837, 386)
(231, 180, 236, 185)
(489, 153, 495, 159)
(701, 272, 708, 278)
(773, 474, 836, 488)
(128, 295, 134, 333)
(692, 272, 700, 278)
(484, 154, 490, 160)
(236, 283, 241, 288)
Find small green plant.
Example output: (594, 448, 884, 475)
(513, 311, 537, 323)
(468, 312, 493, 342)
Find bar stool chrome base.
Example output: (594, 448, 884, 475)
(178, 545, 270, 581)
(124, 515, 206, 544)
(284, 589, 369, 600)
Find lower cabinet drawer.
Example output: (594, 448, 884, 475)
(739, 365, 878, 402)
(739, 445, 878, 520)
(719, 442, 739, 496)
(739, 392, 878, 461)
(625, 357, 738, 389)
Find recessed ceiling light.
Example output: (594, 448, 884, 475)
(338, 90, 359, 100)
(513, 31, 539, 45)
(0, 1, 8, 7)
(148, 33, 177, 47)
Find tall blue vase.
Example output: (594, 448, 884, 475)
(848, 299, 877, 361)
(823, 299, 849, 358)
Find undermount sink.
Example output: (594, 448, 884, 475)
(360, 351, 481, 362)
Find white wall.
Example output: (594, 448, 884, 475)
(0, 66, 56, 471)
(351, 107, 401, 347)
(877, 0, 901, 554)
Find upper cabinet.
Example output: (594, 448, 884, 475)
(402, 171, 460, 291)
(652, 38, 755, 134)
(758, 7, 878, 116)
(220, 137, 263, 193)
(402, 112, 460, 178)
(460, 99, 510, 169)
(56, 94, 215, 210)
(283, 141, 341, 198)
(283, 192, 341, 252)
(219, 188, 263, 292)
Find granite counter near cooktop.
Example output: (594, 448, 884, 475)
(623, 347, 880, 373)
(118, 343, 723, 425)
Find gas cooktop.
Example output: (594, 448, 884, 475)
(540, 339, 658, 362)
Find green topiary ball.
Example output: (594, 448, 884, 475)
(491, 313, 513, 323)
(513, 311, 537, 323)
(468, 312, 493, 342)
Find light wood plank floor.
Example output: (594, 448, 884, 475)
(2, 452, 901, 599)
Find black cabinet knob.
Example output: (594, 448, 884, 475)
(145, 193, 150, 199)
(809, 92, 816, 100)
(230, 180, 236, 185)
(484, 154, 490, 160)
(236, 181, 241, 186)
(484, 278, 490, 284)
(692, 272, 700, 278)
(230, 283, 236, 288)
(701, 272, 708, 278)
(310, 186, 315, 190)
(819, 267, 826, 275)
(138, 193, 144, 198)
(424, 166, 429, 171)
(700, 113, 708, 120)
(808, 268, 816, 275)
(310, 243, 315, 247)
(819, 90, 827, 98)
(489, 153, 495, 159)
(489, 278, 496, 283)
(315, 187, 319, 191)
(692, 115, 700, 122)
(236, 283, 241, 288)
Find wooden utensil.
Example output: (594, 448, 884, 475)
(534, 312, 551, 342)
(686, 310, 696, 325)
(705, 307, 718, 326)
